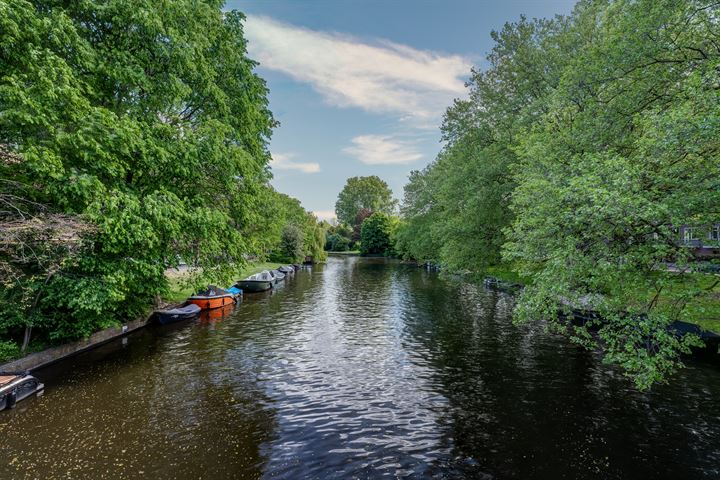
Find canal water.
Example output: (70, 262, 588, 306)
(2, 256, 720, 479)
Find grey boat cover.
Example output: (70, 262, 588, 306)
(160, 304, 201, 315)
(251, 271, 274, 282)
(194, 285, 230, 297)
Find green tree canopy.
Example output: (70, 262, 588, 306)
(396, 14, 570, 269)
(397, 0, 720, 388)
(266, 190, 327, 263)
(334, 176, 396, 226)
(0, 0, 275, 348)
(360, 213, 398, 256)
(280, 225, 304, 263)
(504, 0, 720, 388)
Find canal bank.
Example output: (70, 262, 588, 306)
(0, 262, 293, 373)
(2, 256, 720, 479)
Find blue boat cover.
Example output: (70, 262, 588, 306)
(226, 286, 243, 295)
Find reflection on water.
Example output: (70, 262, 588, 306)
(1, 256, 720, 479)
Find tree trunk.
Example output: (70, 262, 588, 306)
(21, 325, 32, 353)
(22, 271, 55, 353)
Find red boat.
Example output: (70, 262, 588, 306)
(188, 286, 235, 310)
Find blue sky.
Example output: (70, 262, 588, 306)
(227, 0, 576, 220)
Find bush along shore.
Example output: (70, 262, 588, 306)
(479, 267, 720, 362)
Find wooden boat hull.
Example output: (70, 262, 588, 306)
(188, 295, 235, 310)
(235, 280, 273, 293)
(0, 373, 44, 411)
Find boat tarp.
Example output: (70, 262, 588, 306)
(194, 285, 230, 297)
(159, 304, 201, 315)
(226, 286, 242, 295)
(252, 271, 274, 282)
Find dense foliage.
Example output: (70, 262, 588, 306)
(324, 223, 353, 252)
(334, 176, 397, 226)
(397, 0, 720, 388)
(360, 213, 397, 256)
(0, 1, 322, 358)
(266, 191, 327, 264)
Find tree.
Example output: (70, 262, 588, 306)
(325, 233, 350, 252)
(397, 0, 720, 388)
(0, 176, 94, 358)
(334, 176, 396, 226)
(503, 0, 719, 388)
(0, 1, 274, 347)
(305, 218, 328, 263)
(352, 208, 374, 243)
(395, 14, 569, 269)
(395, 167, 441, 263)
(324, 222, 353, 251)
(280, 225, 304, 263)
(360, 213, 398, 256)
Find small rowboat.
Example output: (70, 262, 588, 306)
(155, 304, 201, 325)
(271, 270, 285, 283)
(188, 286, 236, 310)
(278, 265, 294, 274)
(235, 271, 273, 293)
(0, 373, 44, 411)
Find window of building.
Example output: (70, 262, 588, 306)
(710, 225, 720, 242)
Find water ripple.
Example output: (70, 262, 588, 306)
(1, 257, 720, 479)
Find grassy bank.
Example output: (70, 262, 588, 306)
(482, 264, 720, 333)
(653, 272, 720, 334)
(483, 264, 533, 285)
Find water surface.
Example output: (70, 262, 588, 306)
(2, 256, 719, 479)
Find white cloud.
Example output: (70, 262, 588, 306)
(244, 15, 471, 124)
(342, 135, 423, 165)
(312, 210, 337, 222)
(270, 152, 320, 173)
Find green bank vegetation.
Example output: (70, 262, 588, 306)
(0, 1, 325, 361)
(395, 0, 720, 388)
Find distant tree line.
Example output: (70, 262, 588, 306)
(395, 0, 720, 388)
(327, 176, 399, 257)
(0, 1, 324, 360)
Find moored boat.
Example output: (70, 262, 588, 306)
(155, 303, 202, 325)
(235, 271, 274, 293)
(188, 285, 236, 310)
(271, 270, 285, 283)
(0, 373, 44, 411)
(278, 265, 294, 274)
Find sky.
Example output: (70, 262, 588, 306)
(226, 0, 576, 221)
